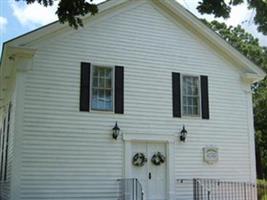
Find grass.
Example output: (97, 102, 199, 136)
(258, 180, 267, 200)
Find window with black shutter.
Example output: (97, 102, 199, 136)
(172, 73, 209, 119)
(80, 63, 124, 114)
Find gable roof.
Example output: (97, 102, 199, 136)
(0, 0, 266, 101)
(1, 0, 265, 78)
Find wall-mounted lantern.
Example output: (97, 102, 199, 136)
(180, 125, 188, 142)
(112, 121, 120, 140)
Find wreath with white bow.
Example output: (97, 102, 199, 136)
(132, 153, 147, 167)
(151, 152, 166, 166)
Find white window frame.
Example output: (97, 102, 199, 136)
(181, 74, 202, 118)
(90, 64, 115, 112)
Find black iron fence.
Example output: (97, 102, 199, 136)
(177, 179, 267, 200)
(194, 179, 257, 200)
(117, 178, 143, 200)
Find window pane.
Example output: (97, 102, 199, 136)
(106, 90, 112, 101)
(106, 100, 112, 110)
(106, 78, 112, 89)
(93, 68, 98, 77)
(92, 98, 97, 109)
(99, 78, 105, 88)
(183, 82, 187, 94)
(188, 107, 193, 115)
(193, 106, 199, 115)
(106, 69, 112, 79)
(192, 86, 198, 95)
(183, 106, 188, 115)
(97, 90, 105, 110)
(193, 98, 199, 107)
(184, 77, 191, 94)
(188, 80, 193, 95)
(183, 96, 187, 106)
(92, 89, 98, 109)
(93, 77, 98, 87)
(193, 78, 198, 87)
(92, 88, 98, 96)
(99, 89, 104, 99)
(189, 97, 193, 106)
(99, 68, 105, 77)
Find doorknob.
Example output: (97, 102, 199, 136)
(149, 172, 152, 179)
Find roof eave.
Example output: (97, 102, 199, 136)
(1, 0, 266, 81)
(1, 0, 128, 49)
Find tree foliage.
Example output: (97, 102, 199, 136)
(204, 20, 267, 179)
(18, 0, 98, 29)
(198, 0, 267, 35)
(17, 0, 267, 34)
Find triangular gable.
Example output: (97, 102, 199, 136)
(0, 0, 266, 108)
(1, 0, 265, 78)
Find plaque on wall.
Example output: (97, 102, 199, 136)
(203, 146, 218, 164)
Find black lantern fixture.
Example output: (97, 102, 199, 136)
(112, 122, 120, 140)
(180, 125, 188, 142)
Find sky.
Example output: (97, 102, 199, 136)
(0, 0, 266, 52)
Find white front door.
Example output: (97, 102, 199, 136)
(131, 142, 167, 200)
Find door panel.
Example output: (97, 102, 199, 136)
(131, 142, 166, 200)
(147, 143, 166, 200)
(131, 142, 148, 199)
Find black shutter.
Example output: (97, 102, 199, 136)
(80, 62, 90, 112)
(172, 72, 181, 118)
(4, 104, 11, 181)
(0, 118, 6, 180)
(115, 66, 124, 114)
(201, 75, 209, 119)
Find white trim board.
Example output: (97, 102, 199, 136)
(123, 133, 177, 142)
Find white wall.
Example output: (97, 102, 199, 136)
(0, 90, 16, 200)
(11, 1, 255, 199)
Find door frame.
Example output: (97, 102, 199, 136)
(123, 133, 176, 200)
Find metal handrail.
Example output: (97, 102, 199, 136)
(118, 178, 144, 200)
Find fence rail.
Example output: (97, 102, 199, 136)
(177, 179, 267, 200)
(194, 179, 257, 200)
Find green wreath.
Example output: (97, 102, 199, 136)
(151, 152, 166, 166)
(132, 153, 147, 167)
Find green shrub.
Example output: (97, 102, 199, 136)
(258, 180, 267, 200)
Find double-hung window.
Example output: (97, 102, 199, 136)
(182, 75, 200, 117)
(91, 66, 113, 111)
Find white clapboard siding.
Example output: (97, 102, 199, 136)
(10, 1, 253, 199)
(0, 92, 16, 200)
